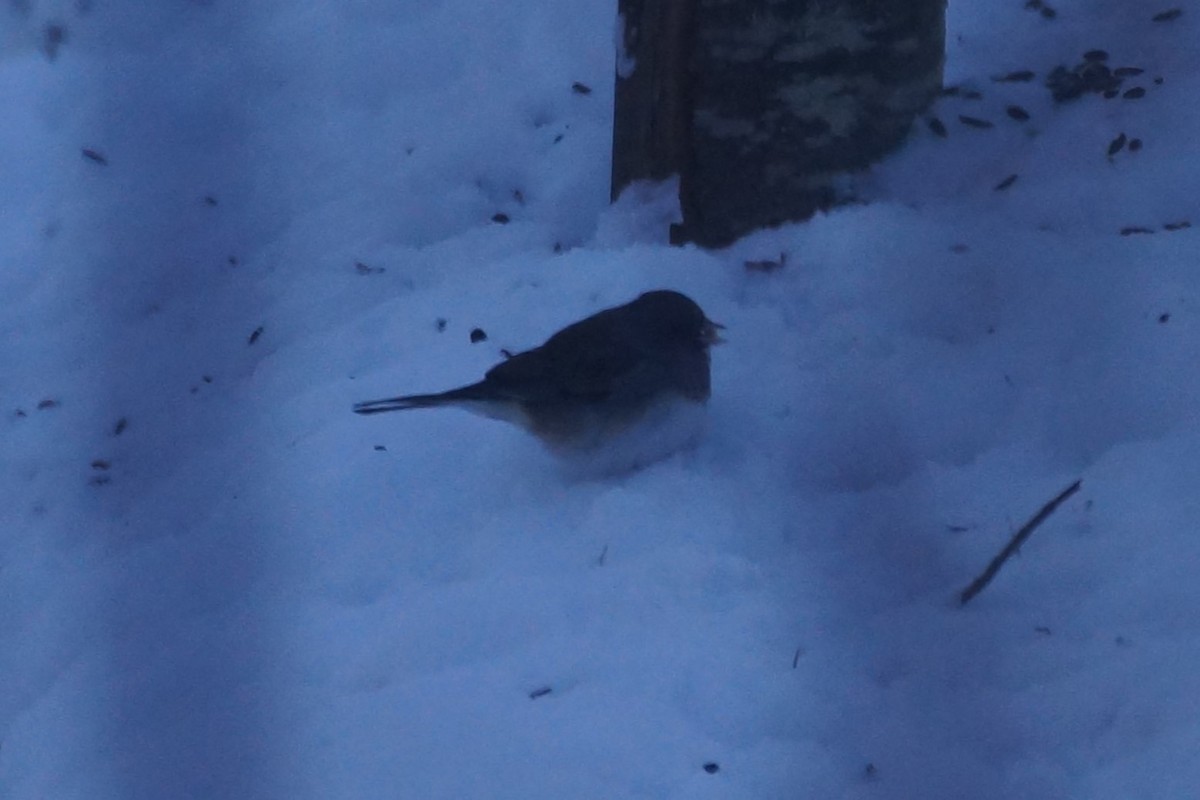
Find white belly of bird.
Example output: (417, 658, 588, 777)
(554, 395, 710, 478)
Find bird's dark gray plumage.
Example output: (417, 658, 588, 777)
(353, 290, 722, 452)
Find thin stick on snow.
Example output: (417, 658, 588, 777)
(959, 479, 1083, 606)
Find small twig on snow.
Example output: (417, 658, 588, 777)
(959, 479, 1082, 606)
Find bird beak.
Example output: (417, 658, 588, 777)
(702, 319, 726, 345)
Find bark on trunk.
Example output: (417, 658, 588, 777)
(612, 0, 947, 248)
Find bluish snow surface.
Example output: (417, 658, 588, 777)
(2, 1, 1198, 797)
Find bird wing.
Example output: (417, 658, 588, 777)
(484, 332, 645, 404)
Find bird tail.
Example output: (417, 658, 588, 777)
(352, 382, 495, 415)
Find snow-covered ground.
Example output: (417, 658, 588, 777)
(3, 1, 1198, 797)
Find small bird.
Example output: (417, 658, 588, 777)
(353, 290, 723, 460)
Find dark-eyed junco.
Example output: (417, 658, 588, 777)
(353, 290, 723, 455)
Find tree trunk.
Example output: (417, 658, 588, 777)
(611, 0, 697, 196)
(612, 0, 947, 248)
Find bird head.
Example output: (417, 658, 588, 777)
(633, 290, 724, 351)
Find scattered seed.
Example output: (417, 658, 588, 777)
(1158, 313, 1171, 324)
(82, 148, 108, 165)
(435, 318, 447, 332)
(203, 195, 218, 206)
(571, 81, 592, 95)
(1163, 220, 1191, 231)
(1114, 67, 1144, 77)
(248, 326, 264, 345)
(993, 70, 1036, 82)
(1151, 8, 1183, 22)
(491, 212, 510, 224)
(113, 417, 128, 436)
(469, 328, 488, 343)
(927, 117, 948, 137)
(1128, 138, 1143, 152)
(1035, 626, 1052, 635)
(1040, 6, 1057, 18)
(529, 686, 552, 700)
(958, 115, 994, 129)
(1119, 226, 1155, 236)
(745, 252, 787, 273)
(994, 174, 1019, 191)
(374, 445, 387, 451)
(1047, 61, 1123, 102)
(703, 763, 720, 775)
(91, 459, 111, 470)
(1107, 133, 1127, 155)
(42, 23, 66, 59)
(1006, 105, 1031, 121)
(1083, 49, 1109, 62)
(1123, 87, 1146, 99)
(37, 398, 59, 410)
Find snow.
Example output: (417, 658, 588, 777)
(3, 1, 1198, 798)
